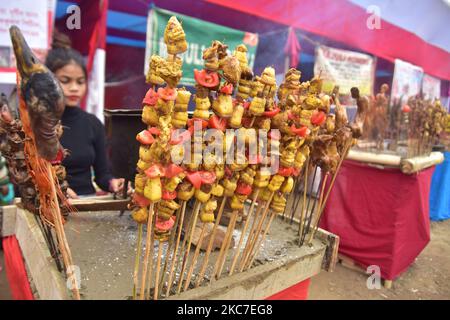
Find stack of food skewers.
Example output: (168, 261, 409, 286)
(130, 16, 368, 300)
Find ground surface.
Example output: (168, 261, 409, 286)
(308, 219, 450, 300)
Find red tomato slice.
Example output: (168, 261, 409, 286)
(155, 216, 175, 231)
(236, 183, 252, 196)
(263, 107, 280, 118)
(170, 129, 191, 145)
(287, 110, 298, 121)
(220, 83, 234, 95)
(157, 87, 177, 101)
(209, 114, 228, 131)
(278, 167, 293, 177)
(148, 127, 161, 135)
(187, 118, 209, 129)
(133, 192, 150, 207)
(194, 69, 220, 88)
(292, 168, 301, 177)
(402, 105, 411, 113)
(142, 88, 159, 106)
(199, 171, 216, 184)
(290, 125, 309, 137)
(136, 130, 155, 145)
(162, 190, 177, 200)
(243, 102, 250, 109)
(164, 164, 184, 178)
(145, 164, 165, 178)
(311, 110, 326, 126)
(186, 171, 202, 189)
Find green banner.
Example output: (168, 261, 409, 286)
(145, 7, 259, 87)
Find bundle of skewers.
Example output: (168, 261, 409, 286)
(130, 16, 368, 300)
(8, 26, 79, 299)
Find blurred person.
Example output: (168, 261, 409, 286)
(45, 45, 128, 199)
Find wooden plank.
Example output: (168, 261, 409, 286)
(14, 208, 69, 300)
(168, 238, 326, 300)
(314, 228, 340, 272)
(1, 205, 17, 237)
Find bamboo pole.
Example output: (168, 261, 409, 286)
(247, 209, 277, 268)
(139, 203, 154, 300)
(176, 201, 201, 294)
(195, 196, 227, 288)
(165, 201, 186, 297)
(145, 212, 157, 300)
(215, 209, 239, 279)
(297, 158, 310, 237)
(307, 141, 351, 243)
(183, 222, 207, 291)
(153, 240, 164, 300)
(157, 203, 183, 298)
(306, 173, 329, 245)
(243, 192, 274, 271)
(238, 201, 265, 272)
(132, 223, 143, 300)
(229, 190, 260, 276)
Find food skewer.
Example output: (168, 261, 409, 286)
(228, 189, 260, 276)
(195, 195, 227, 287)
(153, 239, 164, 300)
(305, 173, 329, 245)
(139, 203, 154, 299)
(242, 192, 274, 271)
(296, 158, 310, 235)
(176, 200, 201, 293)
(132, 223, 143, 300)
(215, 209, 239, 279)
(157, 203, 183, 298)
(298, 165, 317, 237)
(238, 201, 265, 272)
(145, 210, 158, 300)
(183, 222, 207, 291)
(165, 200, 187, 296)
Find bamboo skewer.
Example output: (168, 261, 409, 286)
(145, 213, 157, 300)
(247, 208, 277, 268)
(238, 201, 265, 272)
(229, 190, 260, 276)
(242, 192, 274, 271)
(195, 196, 227, 288)
(165, 201, 187, 297)
(153, 240, 164, 300)
(139, 203, 154, 300)
(307, 141, 352, 243)
(299, 165, 318, 243)
(297, 158, 310, 237)
(132, 223, 143, 300)
(290, 162, 308, 224)
(183, 222, 207, 291)
(211, 208, 236, 281)
(304, 173, 328, 246)
(157, 203, 183, 298)
(215, 209, 239, 279)
(176, 201, 201, 294)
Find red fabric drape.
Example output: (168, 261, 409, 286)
(2, 236, 34, 300)
(320, 160, 433, 280)
(265, 278, 311, 300)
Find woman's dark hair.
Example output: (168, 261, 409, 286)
(45, 47, 87, 78)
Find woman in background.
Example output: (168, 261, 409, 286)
(45, 46, 126, 198)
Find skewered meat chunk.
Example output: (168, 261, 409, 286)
(132, 207, 148, 224)
(212, 93, 233, 118)
(144, 177, 162, 202)
(146, 55, 165, 85)
(268, 174, 285, 192)
(200, 199, 218, 223)
(220, 55, 241, 85)
(177, 181, 195, 201)
(270, 193, 287, 213)
(164, 16, 187, 55)
(350, 87, 369, 139)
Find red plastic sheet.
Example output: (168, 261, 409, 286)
(265, 278, 310, 300)
(320, 160, 433, 280)
(2, 236, 34, 300)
